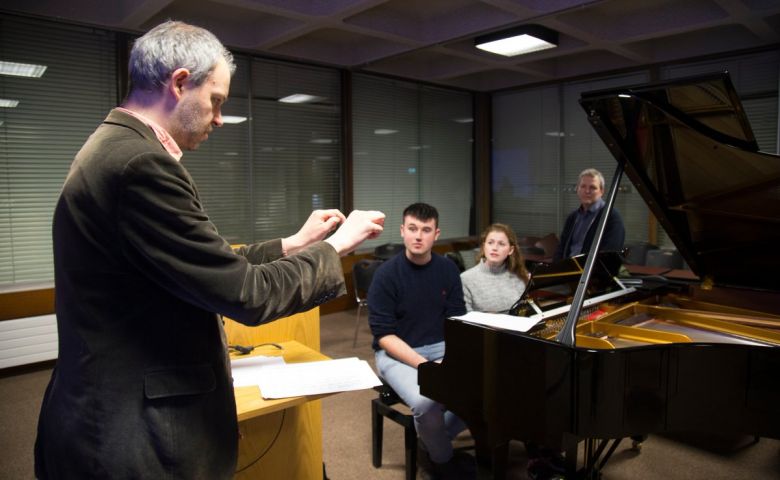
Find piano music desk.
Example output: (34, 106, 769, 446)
(624, 264, 699, 281)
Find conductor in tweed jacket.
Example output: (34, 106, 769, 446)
(34, 20, 385, 479)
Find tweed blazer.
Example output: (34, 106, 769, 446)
(34, 109, 346, 479)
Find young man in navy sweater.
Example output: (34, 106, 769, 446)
(369, 203, 473, 478)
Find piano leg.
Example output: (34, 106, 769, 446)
(468, 420, 510, 479)
(562, 433, 579, 475)
(630, 434, 646, 451)
(573, 437, 625, 479)
(473, 441, 508, 480)
(469, 430, 507, 478)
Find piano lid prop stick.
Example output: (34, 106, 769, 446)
(556, 159, 625, 346)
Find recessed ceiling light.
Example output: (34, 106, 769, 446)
(475, 25, 558, 57)
(278, 94, 325, 104)
(222, 116, 247, 124)
(0, 99, 20, 108)
(374, 129, 398, 135)
(0, 61, 47, 78)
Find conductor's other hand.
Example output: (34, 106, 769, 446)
(325, 210, 385, 256)
(283, 209, 347, 256)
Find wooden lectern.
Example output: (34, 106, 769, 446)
(224, 308, 328, 480)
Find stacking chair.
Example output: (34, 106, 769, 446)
(444, 251, 466, 272)
(534, 233, 560, 258)
(374, 243, 404, 260)
(521, 245, 545, 256)
(623, 241, 659, 265)
(351, 259, 383, 347)
(645, 249, 684, 269)
(518, 235, 542, 248)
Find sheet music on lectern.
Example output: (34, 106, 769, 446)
(453, 311, 542, 333)
(231, 356, 381, 399)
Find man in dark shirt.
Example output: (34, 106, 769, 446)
(553, 168, 625, 261)
(368, 203, 471, 477)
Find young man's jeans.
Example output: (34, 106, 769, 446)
(375, 341, 467, 464)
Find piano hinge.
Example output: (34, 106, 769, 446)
(701, 276, 715, 290)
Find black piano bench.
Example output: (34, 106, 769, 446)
(371, 381, 417, 480)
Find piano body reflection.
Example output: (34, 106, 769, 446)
(419, 73, 780, 478)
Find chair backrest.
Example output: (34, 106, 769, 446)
(352, 259, 383, 303)
(623, 242, 659, 265)
(534, 233, 560, 257)
(521, 245, 545, 256)
(459, 248, 480, 270)
(373, 243, 405, 260)
(444, 251, 465, 272)
(645, 249, 684, 269)
(518, 236, 541, 247)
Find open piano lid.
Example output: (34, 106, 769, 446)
(579, 72, 780, 293)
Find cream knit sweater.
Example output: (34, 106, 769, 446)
(460, 260, 526, 313)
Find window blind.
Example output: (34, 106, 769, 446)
(185, 57, 343, 245)
(251, 59, 342, 243)
(352, 75, 473, 246)
(0, 16, 117, 286)
(492, 72, 651, 243)
(492, 86, 561, 239)
(182, 56, 252, 245)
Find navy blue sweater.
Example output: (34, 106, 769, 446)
(368, 252, 466, 351)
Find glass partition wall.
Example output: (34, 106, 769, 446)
(492, 50, 779, 252)
(2, 12, 776, 289)
(0, 14, 475, 288)
(352, 75, 473, 248)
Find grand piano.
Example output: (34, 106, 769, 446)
(419, 73, 780, 478)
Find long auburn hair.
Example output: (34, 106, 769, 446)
(476, 223, 529, 281)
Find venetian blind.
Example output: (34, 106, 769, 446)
(0, 16, 117, 286)
(186, 57, 343, 245)
(251, 59, 342, 243)
(352, 74, 473, 247)
(183, 55, 252, 245)
(492, 72, 651, 243)
(492, 86, 562, 239)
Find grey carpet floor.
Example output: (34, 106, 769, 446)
(320, 309, 780, 480)
(1, 308, 778, 479)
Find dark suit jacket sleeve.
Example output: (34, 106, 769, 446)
(233, 240, 284, 264)
(600, 208, 626, 253)
(117, 152, 346, 325)
(553, 212, 576, 261)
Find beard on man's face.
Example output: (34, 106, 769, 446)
(173, 99, 211, 151)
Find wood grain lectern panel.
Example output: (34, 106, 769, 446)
(223, 308, 324, 480)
